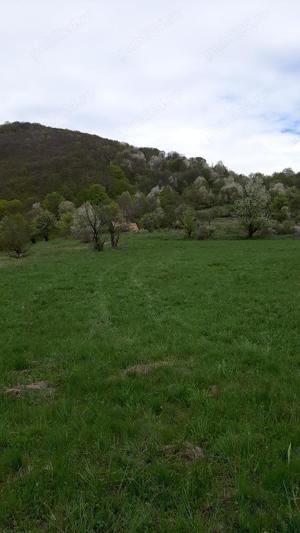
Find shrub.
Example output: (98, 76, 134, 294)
(195, 222, 216, 240)
(57, 212, 74, 237)
(140, 213, 154, 232)
(273, 220, 294, 235)
(140, 210, 164, 232)
(182, 207, 196, 239)
(293, 225, 300, 238)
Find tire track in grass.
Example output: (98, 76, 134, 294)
(129, 256, 192, 334)
(87, 269, 113, 339)
(130, 258, 167, 329)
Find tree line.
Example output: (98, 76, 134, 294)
(0, 166, 300, 258)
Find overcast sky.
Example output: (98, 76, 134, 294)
(1, 0, 300, 174)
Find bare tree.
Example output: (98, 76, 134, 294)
(82, 203, 106, 251)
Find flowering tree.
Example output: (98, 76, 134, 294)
(234, 178, 270, 238)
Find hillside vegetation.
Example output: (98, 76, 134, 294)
(1, 121, 299, 203)
(1, 122, 300, 248)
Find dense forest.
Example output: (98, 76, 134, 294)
(1, 121, 299, 201)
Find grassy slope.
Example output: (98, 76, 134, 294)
(0, 234, 300, 531)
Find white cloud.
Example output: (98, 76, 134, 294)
(1, 0, 300, 174)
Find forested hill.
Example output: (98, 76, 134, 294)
(0, 122, 150, 199)
(0, 121, 240, 204)
(0, 122, 300, 208)
(0, 121, 205, 201)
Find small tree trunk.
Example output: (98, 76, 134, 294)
(110, 230, 115, 248)
(109, 223, 119, 249)
(110, 232, 119, 248)
(247, 224, 255, 238)
(94, 234, 105, 251)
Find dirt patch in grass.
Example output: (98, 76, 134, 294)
(208, 384, 219, 397)
(222, 486, 235, 503)
(4, 381, 55, 397)
(162, 442, 205, 462)
(122, 361, 171, 376)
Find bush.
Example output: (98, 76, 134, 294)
(57, 212, 74, 237)
(293, 225, 300, 238)
(273, 220, 294, 235)
(182, 207, 196, 239)
(140, 210, 164, 232)
(195, 222, 216, 240)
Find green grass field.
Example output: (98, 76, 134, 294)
(1, 234, 300, 531)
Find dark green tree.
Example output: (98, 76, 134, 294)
(43, 192, 64, 217)
(83, 184, 109, 206)
(107, 164, 133, 198)
(159, 186, 180, 227)
(0, 214, 30, 257)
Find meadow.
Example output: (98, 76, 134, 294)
(1, 233, 300, 531)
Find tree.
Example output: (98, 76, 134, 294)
(117, 191, 134, 221)
(72, 184, 120, 250)
(106, 164, 133, 198)
(134, 192, 148, 220)
(183, 180, 215, 209)
(73, 203, 105, 251)
(218, 176, 243, 205)
(35, 209, 57, 241)
(0, 214, 30, 257)
(159, 186, 180, 227)
(100, 201, 123, 248)
(0, 199, 23, 219)
(234, 178, 270, 238)
(43, 192, 64, 217)
(86, 184, 109, 206)
(289, 189, 300, 219)
(272, 194, 290, 222)
(57, 211, 74, 237)
(58, 200, 75, 216)
(181, 207, 196, 239)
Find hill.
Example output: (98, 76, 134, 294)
(1, 122, 300, 224)
(0, 122, 140, 199)
(0, 122, 208, 201)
